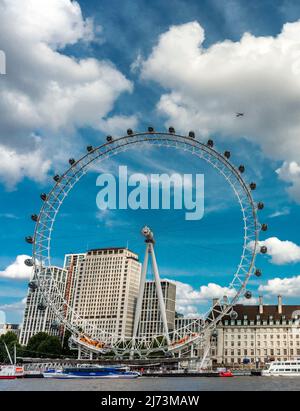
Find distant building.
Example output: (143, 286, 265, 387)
(174, 316, 202, 338)
(72, 248, 141, 338)
(214, 296, 300, 366)
(19, 266, 67, 346)
(138, 280, 176, 341)
(0, 323, 20, 338)
(63, 253, 86, 325)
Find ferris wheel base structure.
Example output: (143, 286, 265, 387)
(25, 127, 268, 359)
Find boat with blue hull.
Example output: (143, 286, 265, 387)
(43, 365, 140, 379)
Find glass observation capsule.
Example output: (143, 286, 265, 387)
(37, 302, 47, 311)
(51, 321, 60, 330)
(224, 151, 231, 159)
(28, 280, 38, 291)
(244, 291, 252, 299)
(25, 258, 33, 267)
(255, 269, 262, 277)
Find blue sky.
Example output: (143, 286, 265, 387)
(1, 0, 300, 323)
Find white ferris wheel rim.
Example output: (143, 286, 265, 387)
(28, 131, 263, 355)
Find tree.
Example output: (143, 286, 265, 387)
(0, 331, 23, 363)
(62, 330, 76, 357)
(26, 332, 49, 357)
(25, 332, 62, 358)
(37, 336, 62, 357)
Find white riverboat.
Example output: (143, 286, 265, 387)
(262, 360, 300, 376)
(43, 364, 140, 379)
(0, 365, 24, 379)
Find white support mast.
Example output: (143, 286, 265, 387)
(4, 342, 13, 365)
(131, 226, 170, 356)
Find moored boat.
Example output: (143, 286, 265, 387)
(43, 364, 140, 379)
(262, 360, 300, 376)
(219, 370, 233, 377)
(0, 365, 24, 379)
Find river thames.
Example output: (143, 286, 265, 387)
(1, 376, 300, 391)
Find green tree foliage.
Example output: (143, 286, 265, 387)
(36, 336, 62, 357)
(62, 330, 76, 357)
(25, 332, 63, 358)
(0, 331, 23, 363)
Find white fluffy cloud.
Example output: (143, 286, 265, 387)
(169, 279, 236, 317)
(0, 298, 27, 313)
(259, 275, 300, 297)
(256, 237, 300, 265)
(276, 161, 300, 203)
(0, 0, 136, 188)
(0, 144, 51, 189)
(0, 255, 32, 280)
(140, 21, 300, 202)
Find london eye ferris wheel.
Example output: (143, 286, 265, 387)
(24, 127, 268, 357)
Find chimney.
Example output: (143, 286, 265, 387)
(278, 295, 282, 314)
(259, 296, 263, 314)
(212, 298, 219, 307)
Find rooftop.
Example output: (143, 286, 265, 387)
(222, 304, 300, 322)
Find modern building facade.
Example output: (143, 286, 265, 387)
(138, 280, 176, 340)
(175, 316, 202, 337)
(71, 248, 141, 339)
(19, 266, 67, 346)
(213, 296, 300, 366)
(63, 253, 86, 324)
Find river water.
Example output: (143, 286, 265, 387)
(1, 376, 300, 391)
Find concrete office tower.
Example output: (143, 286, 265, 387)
(63, 253, 86, 324)
(138, 280, 176, 341)
(19, 267, 67, 346)
(174, 316, 202, 337)
(72, 248, 141, 339)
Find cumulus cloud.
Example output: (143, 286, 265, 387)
(0, 255, 32, 280)
(140, 21, 300, 201)
(0, 0, 136, 188)
(259, 275, 300, 297)
(0, 297, 27, 313)
(0, 144, 51, 189)
(255, 237, 300, 265)
(276, 161, 300, 203)
(169, 279, 236, 317)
